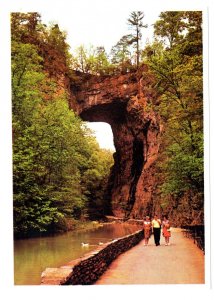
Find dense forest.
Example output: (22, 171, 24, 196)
(145, 12, 203, 225)
(12, 13, 114, 238)
(12, 11, 203, 237)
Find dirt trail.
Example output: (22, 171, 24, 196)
(95, 228, 204, 284)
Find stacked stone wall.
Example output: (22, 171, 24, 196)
(41, 230, 144, 285)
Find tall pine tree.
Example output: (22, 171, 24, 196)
(127, 11, 148, 68)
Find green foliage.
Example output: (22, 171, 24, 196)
(72, 45, 113, 75)
(81, 138, 114, 218)
(160, 133, 203, 196)
(110, 35, 133, 73)
(12, 42, 44, 130)
(12, 13, 114, 238)
(11, 12, 72, 78)
(153, 11, 186, 47)
(11, 12, 42, 43)
(144, 11, 203, 224)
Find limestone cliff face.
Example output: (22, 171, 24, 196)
(69, 66, 162, 218)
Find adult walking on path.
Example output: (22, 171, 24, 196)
(143, 216, 152, 246)
(162, 215, 171, 246)
(95, 228, 204, 284)
(151, 215, 161, 246)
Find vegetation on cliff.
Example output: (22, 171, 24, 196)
(142, 12, 203, 225)
(12, 11, 204, 237)
(12, 13, 113, 238)
(69, 11, 204, 225)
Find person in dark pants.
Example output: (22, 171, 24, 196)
(152, 215, 161, 246)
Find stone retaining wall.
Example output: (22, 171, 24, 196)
(105, 216, 144, 226)
(41, 229, 144, 285)
(126, 218, 144, 225)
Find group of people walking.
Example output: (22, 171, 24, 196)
(143, 215, 171, 246)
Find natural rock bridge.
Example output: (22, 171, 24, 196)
(69, 65, 162, 218)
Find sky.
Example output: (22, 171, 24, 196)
(40, 5, 160, 52)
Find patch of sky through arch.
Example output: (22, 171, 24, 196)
(85, 122, 115, 151)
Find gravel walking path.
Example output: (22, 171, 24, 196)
(95, 228, 204, 284)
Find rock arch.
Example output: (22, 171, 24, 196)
(69, 66, 161, 218)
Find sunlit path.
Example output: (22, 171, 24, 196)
(95, 228, 204, 284)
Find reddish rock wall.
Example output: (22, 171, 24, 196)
(69, 66, 162, 218)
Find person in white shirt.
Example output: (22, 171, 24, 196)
(151, 214, 161, 246)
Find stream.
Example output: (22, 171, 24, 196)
(14, 222, 141, 285)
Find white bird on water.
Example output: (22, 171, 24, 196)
(81, 242, 89, 247)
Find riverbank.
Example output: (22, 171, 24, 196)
(62, 219, 106, 232)
(14, 218, 107, 240)
(41, 229, 144, 285)
(14, 215, 145, 240)
(14, 222, 142, 285)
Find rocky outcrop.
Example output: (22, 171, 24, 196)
(69, 66, 162, 218)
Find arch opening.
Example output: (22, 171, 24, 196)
(79, 101, 149, 218)
(85, 122, 115, 152)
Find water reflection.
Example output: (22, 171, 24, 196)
(14, 223, 141, 285)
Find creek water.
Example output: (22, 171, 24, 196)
(14, 223, 141, 285)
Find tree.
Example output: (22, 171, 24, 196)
(11, 13, 71, 78)
(110, 35, 133, 73)
(81, 137, 114, 219)
(11, 12, 42, 43)
(143, 11, 203, 225)
(92, 46, 112, 75)
(12, 37, 65, 236)
(72, 45, 112, 75)
(181, 11, 202, 56)
(127, 11, 148, 68)
(11, 13, 114, 237)
(153, 11, 186, 48)
(72, 45, 89, 73)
